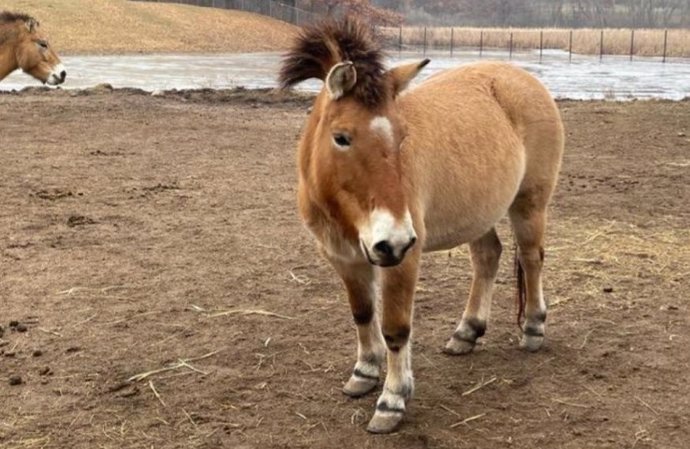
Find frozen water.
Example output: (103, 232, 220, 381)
(1, 50, 688, 100)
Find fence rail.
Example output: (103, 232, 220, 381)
(131, 1, 688, 61)
(131, 0, 322, 26)
(378, 26, 690, 61)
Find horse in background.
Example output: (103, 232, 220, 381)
(280, 18, 564, 433)
(0, 11, 66, 85)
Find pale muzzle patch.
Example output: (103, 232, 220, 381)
(359, 209, 417, 266)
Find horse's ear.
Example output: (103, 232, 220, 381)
(25, 19, 38, 33)
(326, 61, 357, 100)
(388, 59, 430, 96)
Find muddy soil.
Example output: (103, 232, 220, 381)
(1, 89, 688, 449)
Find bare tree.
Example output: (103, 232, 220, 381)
(318, 0, 402, 24)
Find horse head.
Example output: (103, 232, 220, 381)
(280, 18, 428, 266)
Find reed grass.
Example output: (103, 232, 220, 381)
(379, 27, 690, 58)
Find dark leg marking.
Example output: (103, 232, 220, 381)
(532, 310, 547, 323)
(376, 401, 405, 414)
(353, 368, 379, 381)
(523, 325, 545, 337)
(452, 318, 486, 343)
(362, 353, 382, 365)
(383, 326, 410, 352)
(352, 304, 374, 325)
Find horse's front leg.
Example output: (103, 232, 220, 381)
(367, 249, 420, 434)
(331, 258, 386, 398)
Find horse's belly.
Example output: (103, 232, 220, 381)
(419, 155, 524, 251)
(422, 203, 510, 251)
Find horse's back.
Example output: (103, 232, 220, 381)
(452, 62, 565, 202)
(408, 60, 563, 197)
(399, 61, 563, 249)
(413, 61, 561, 131)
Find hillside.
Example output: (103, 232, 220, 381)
(2, 0, 298, 54)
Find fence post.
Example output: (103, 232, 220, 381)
(509, 32, 513, 60)
(662, 29, 668, 62)
(423, 27, 427, 57)
(479, 30, 483, 58)
(568, 29, 573, 63)
(629, 29, 634, 62)
(450, 27, 454, 57)
(539, 30, 543, 63)
(600, 29, 604, 61)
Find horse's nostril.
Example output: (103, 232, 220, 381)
(60, 71, 66, 80)
(373, 240, 394, 258)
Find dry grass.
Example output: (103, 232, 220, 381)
(380, 27, 690, 58)
(2, 0, 297, 54)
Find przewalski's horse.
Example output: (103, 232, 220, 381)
(280, 18, 563, 433)
(0, 11, 66, 85)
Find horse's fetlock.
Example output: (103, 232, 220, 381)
(454, 318, 486, 342)
(523, 322, 545, 337)
(362, 351, 384, 367)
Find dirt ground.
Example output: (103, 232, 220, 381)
(0, 89, 688, 449)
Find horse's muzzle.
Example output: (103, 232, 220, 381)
(363, 236, 416, 267)
(46, 64, 67, 86)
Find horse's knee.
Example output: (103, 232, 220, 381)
(472, 229, 502, 263)
(478, 237, 502, 266)
(519, 246, 544, 269)
(382, 325, 410, 352)
(351, 302, 374, 325)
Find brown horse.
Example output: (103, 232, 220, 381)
(0, 12, 66, 85)
(280, 19, 564, 434)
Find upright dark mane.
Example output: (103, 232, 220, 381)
(0, 11, 37, 25)
(279, 17, 386, 107)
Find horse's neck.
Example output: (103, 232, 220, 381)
(0, 30, 18, 81)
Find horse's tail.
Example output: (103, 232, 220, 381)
(515, 244, 526, 328)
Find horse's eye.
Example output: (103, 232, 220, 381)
(333, 133, 351, 148)
(37, 40, 48, 49)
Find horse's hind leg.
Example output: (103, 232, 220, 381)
(331, 259, 386, 397)
(509, 196, 548, 352)
(444, 228, 502, 355)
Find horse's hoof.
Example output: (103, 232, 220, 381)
(366, 411, 404, 434)
(520, 334, 544, 352)
(443, 336, 475, 355)
(343, 375, 378, 398)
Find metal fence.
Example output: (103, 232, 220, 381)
(377, 26, 689, 62)
(131, 0, 322, 26)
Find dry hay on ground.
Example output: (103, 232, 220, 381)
(2, 0, 297, 54)
(0, 90, 688, 448)
(381, 26, 690, 58)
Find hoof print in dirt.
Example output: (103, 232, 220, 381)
(67, 215, 96, 227)
(33, 188, 74, 201)
(33, 349, 43, 357)
(117, 386, 140, 398)
(142, 182, 180, 194)
(9, 375, 23, 386)
(39, 367, 52, 376)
